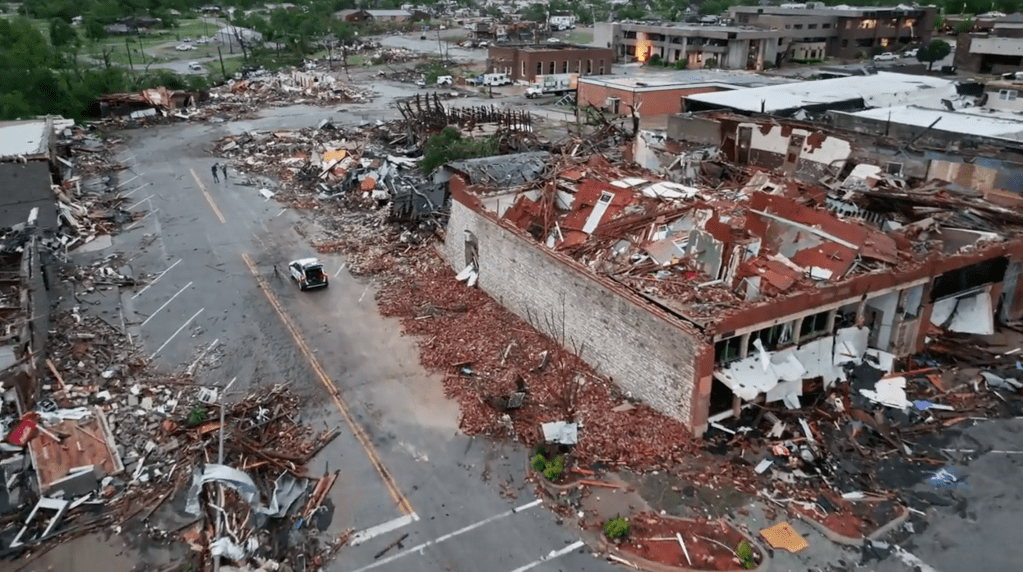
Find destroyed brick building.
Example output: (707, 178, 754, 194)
(437, 110, 1023, 436)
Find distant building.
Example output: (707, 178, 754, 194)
(577, 70, 792, 116)
(731, 3, 937, 61)
(334, 9, 426, 23)
(955, 13, 1023, 74)
(595, 22, 785, 70)
(550, 14, 576, 31)
(215, 26, 263, 51)
(487, 44, 614, 83)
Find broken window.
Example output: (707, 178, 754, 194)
(714, 336, 743, 364)
(598, 191, 614, 204)
(536, 61, 542, 75)
(930, 257, 1008, 301)
(748, 323, 793, 352)
(999, 89, 1018, 101)
(886, 162, 903, 176)
(549, 60, 556, 74)
(587, 59, 593, 73)
(799, 310, 832, 340)
(562, 60, 568, 73)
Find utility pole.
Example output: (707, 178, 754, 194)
(125, 37, 135, 75)
(213, 376, 238, 572)
(217, 46, 227, 78)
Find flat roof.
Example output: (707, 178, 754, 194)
(844, 105, 1023, 141)
(685, 72, 958, 113)
(616, 21, 785, 37)
(580, 70, 793, 91)
(0, 119, 50, 160)
(732, 4, 929, 16)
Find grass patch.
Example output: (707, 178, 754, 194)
(561, 29, 592, 44)
(203, 56, 245, 80)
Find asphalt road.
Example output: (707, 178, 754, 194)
(107, 91, 614, 572)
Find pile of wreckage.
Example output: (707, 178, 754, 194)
(96, 69, 375, 125)
(0, 308, 347, 568)
(45, 121, 145, 253)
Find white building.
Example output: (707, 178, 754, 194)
(549, 14, 576, 30)
(215, 26, 263, 51)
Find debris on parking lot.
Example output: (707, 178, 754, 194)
(0, 305, 348, 567)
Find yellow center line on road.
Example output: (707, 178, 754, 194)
(190, 168, 227, 224)
(241, 252, 415, 516)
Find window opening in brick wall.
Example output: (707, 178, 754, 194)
(714, 336, 743, 364)
(748, 322, 792, 353)
(799, 310, 832, 340)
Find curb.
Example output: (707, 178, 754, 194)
(792, 503, 909, 546)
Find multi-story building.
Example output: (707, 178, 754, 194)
(955, 13, 1023, 74)
(486, 44, 614, 83)
(731, 3, 937, 61)
(594, 22, 785, 70)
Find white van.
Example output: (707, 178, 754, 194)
(482, 73, 511, 86)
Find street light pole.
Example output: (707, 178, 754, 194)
(213, 376, 237, 572)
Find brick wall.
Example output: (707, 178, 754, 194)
(577, 82, 729, 116)
(489, 46, 614, 83)
(440, 179, 712, 433)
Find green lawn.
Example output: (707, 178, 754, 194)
(562, 29, 593, 44)
(203, 55, 245, 79)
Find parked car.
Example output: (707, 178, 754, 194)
(175, 44, 195, 51)
(436, 75, 453, 86)
(288, 258, 329, 291)
(525, 86, 544, 98)
(188, 62, 203, 71)
(903, 48, 918, 58)
(416, 78, 426, 88)
(873, 52, 897, 62)
(182, 37, 192, 42)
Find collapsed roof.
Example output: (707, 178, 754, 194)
(450, 124, 1023, 338)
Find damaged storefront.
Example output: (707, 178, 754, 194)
(438, 113, 1023, 435)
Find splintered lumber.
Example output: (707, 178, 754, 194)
(302, 470, 339, 520)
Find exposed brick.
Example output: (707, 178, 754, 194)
(440, 198, 708, 432)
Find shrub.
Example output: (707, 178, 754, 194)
(531, 453, 547, 472)
(736, 540, 755, 569)
(648, 54, 662, 66)
(187, 406, 208, 426)
(704, 57, 718, 68)
(674, 59, 688, 70)
(542, 455, 563, 481)
(603, 517, 629, 539)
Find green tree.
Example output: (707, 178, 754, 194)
(49, 17, 79, 49)
(617, 5, 645, 19)
(521, 3, 547, 21)
(700, 0, 725, 16)
(83, 16, 107, 40)
(934, 13, 945, 31)
(916, 38, 951, 70)
(953, 17, 974, 34)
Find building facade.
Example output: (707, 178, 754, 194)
(576, 70, 790, 116)
(731, 4, 937, 61)
(955, 14, 1023, 73)
(594, 22, 784, 70)
(486, 44, 614, 83)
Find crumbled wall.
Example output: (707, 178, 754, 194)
(440, 181, 711, 433)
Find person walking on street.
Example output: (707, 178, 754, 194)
(211, 163, 220, 183)
(221, 163, 228, 182)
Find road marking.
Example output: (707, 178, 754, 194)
(507, 541, 585, 572)
(350, 513, 420, 546)
(190, 168, 226, 224)
(334, 263, 346, 278)
(127, 194, 154, 211)
(358, 281, 371, 303)
(276, 209, 286, 217)
(116, 174, 141, 188)
(124, 183, 149, 197)
(149, 308, 204, 361)
(125, 208, 160, 231)
(347, 499, 543, 572)
(141, 281, 193, 327)
(133, 259, 182, 300)
(241, 253, 414, 516)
